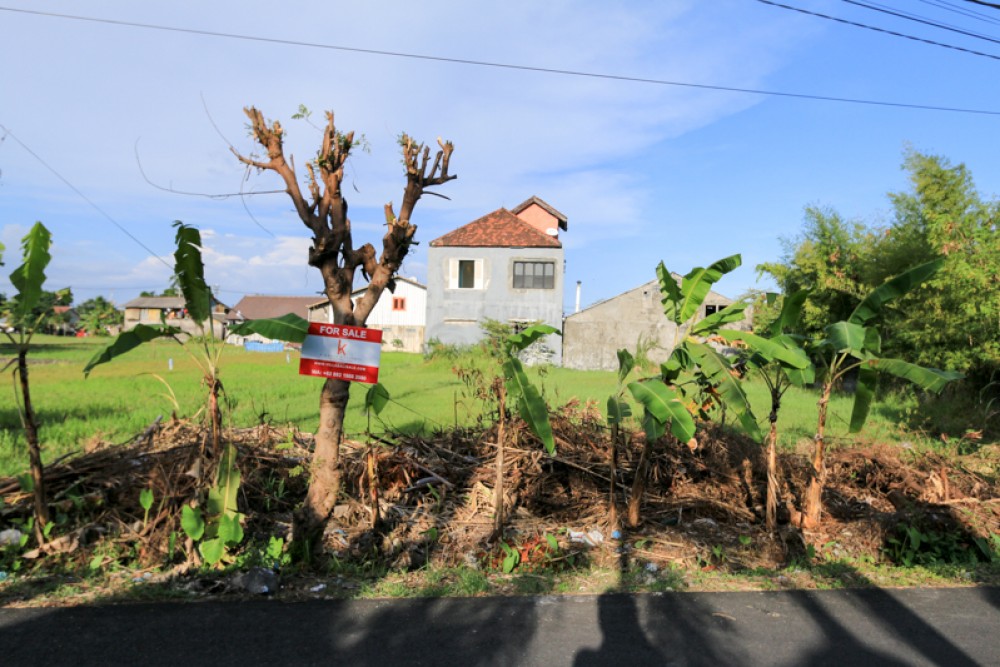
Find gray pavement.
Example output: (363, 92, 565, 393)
(1, 586, 998, 666)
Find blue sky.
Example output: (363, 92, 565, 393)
(2, 0, 999, 314)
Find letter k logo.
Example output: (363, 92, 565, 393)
(337, 341, 348, 355)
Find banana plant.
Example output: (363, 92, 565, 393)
(719, 290, 813, 532)
(801, 258, 963, 526)
(491, 323, 560, 539)
(84, 221, 227, 456)
(2, 223, 56, 543)
(623, 254, 758, 526)
(606, 349, 635, 529)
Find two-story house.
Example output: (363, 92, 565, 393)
(426, 196, 567, 363)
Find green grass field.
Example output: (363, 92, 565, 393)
(0, 334, 934, 477)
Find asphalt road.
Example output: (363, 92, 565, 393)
(1, 587, 998, 666)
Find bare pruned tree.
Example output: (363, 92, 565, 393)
(234, 107, 456, 536)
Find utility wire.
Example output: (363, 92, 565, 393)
(0, 122, 173, 271)
(756, 0, 1000, 61)
(2, 5, 1000, 116)
(841, 0, 1000, 43)
(918, 0, 1000, 25)
(962, 0, 1000, 9)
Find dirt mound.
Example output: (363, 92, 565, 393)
(1, 408, 997, 583)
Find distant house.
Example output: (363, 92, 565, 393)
(307, 277, 427, 353)
(225, 295, 318, 345)
(562, 278, 748, 371)
(123, 296, 228, 338)
(51, 305, 80, 335)
(425, 195, 567, 363)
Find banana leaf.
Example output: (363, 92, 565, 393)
(716, 329, 809, 368)
(849, 366, 878, 432)
(504, 358, 555, 454)
(607, 396, 632, 426)
(689, 301, 749, 336)
(671, 254, 742, 324)
(83, 324, 179, 376)
(767, 289, 810, 337)
(823, 321, 868, 357)
(867, 358, 963, 393)
(688, 342, 761, 441)
(616, 348, 635, 385)
(172, 221, 212, 325)
(508, 323, 560, 353)
(8, 223, 52, 327)
(627, 379, 696, 442)
(848, 258, 944, 325)
(229, 312, 310, 343)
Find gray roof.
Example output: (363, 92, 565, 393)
(123, 297, 186, 309)
(227, 295, 318, 321)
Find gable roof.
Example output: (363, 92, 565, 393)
(430, 208, 561, 248)
(565, 276, 735, 320)
(227, 295, 318, 321)
(511, 195, 568, 231)
(123, 296, 187, 309)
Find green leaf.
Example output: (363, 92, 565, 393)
(848, 258, 944, 325)
(181, 505, 205, 541)
(139, 488, 154, 513)
(504, 358, 555, 454)
(83, 324, 178, 376)
(545, 533, 558, 552)
(198, 538, 224, 565)
(508, 323, 560, 352)
(616, 348, 635, 385)
(207, 444, 241, 517)
(687, 342, 761, 441)
(16, 472, 34, 493)
(660, 346, 692, 382)
(716, 330, 809, 368)
(9, 222, 52, 327)
(866, 359, 963, 393)
(229, 313, 310, 343)
(690, 301, 748, 336)
(642, 409, 667, 442)
(626, 380, 696, 442)
(767, 289, 810, 337)
(365, 383, 390, 416)
(656, 262, 684, 324)
(607, 396, 632, 426)
(823, 321, 867, 356)
(669, 254, 742, 324)
(172, 221, 211, 325)
(217, 512, 244, 546)
(849, 366, 877, 433)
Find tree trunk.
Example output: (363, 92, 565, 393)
(627, 436, 653, 528)
(367, 443, 381, 530)
(208, 377, 222, 458)
(765, 417, 779, 533)
(18, 351, 49, 544)
(803, 382, 832, 527)
(300, 378, 350, 535)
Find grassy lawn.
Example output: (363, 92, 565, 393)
(1, 334, 936, 476)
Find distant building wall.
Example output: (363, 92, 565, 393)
(562, 281, 741, 371)
(426, 245, 564, 363)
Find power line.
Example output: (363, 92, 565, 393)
(962, 0, 1000, 9)
(918, 0, 1000, 26)
(840, 0, 1000, 44)
(756, 0, 1000, 61)
(0, 122, 173, 272)
(2, 5, 1000, 116)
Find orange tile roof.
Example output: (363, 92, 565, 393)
(430, 208, 561, 248)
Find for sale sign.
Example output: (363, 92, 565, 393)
(299, 323, 382, 384)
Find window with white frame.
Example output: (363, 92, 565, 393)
(448, 258, 484, 289)
(512, 261, 555, 289)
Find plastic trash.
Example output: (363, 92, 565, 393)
(238, 567, 280, 595)
(568, 529, 605, 547)
(0, 529, 23, 547)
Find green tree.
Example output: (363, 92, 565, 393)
(876, 150, 1000, 378)
(77, 296, 122, 335)
(757, 206, 874, 338)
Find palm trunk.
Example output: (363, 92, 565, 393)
(803, 382, 832, 527)
(627, 436, 653, 528)
(208, 377, 222, 458)
(301, 378, 350, 536)
(18, 351, 49, 543)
